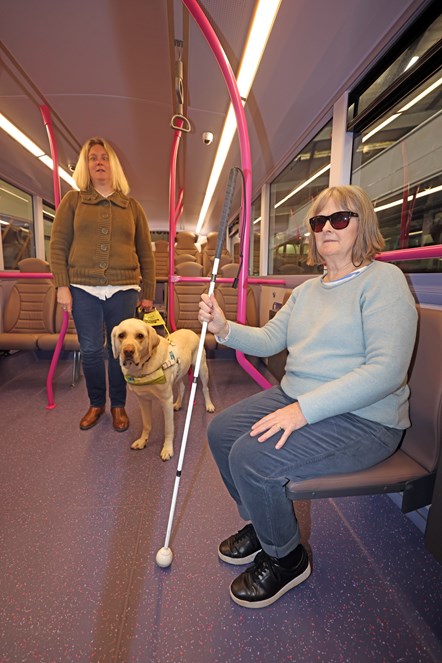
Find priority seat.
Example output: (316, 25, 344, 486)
(285, 305, 442, 513)
(0, 257, 56, 351)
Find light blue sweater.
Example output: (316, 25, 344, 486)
(223, 261, 418, 429)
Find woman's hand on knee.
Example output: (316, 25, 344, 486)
(250, 402, 307, 449)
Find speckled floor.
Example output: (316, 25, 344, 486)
(0, 351, 441, 662)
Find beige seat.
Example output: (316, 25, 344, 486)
(175, 232, 201, 264)
(214, 263, 258, 327)
(0, 258, 56, 351)
(285, 305, 442, 514)
(172, 262, 216, 350)
(154, 240, 169, 281)
(175, 253, 198, 265)
(201, 231, 231, 275)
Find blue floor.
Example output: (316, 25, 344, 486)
(0, 351, 441, 662)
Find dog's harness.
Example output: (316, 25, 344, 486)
(124, 345, 179, 386)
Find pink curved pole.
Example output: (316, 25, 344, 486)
(182, 0, 271, 389)
(168, 117, 185, 331)
(40, 105, 61, 208)
(40, 105, 67, 408)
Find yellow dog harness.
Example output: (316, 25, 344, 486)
(124, 347, 179, 386)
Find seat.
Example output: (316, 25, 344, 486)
(175, 253, 198, 265)
(172, 262, 216, 350)
(0, 257, 56, 351)
(175, 231, 201, 264)
(285, 305, 442, 513)
(214, 263, 258, 327)
(154, 240, 169, 281)
(201, 231, 231, 275)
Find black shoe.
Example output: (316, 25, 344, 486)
(230, 546, 311, 608)
(218, 523, 262, 565)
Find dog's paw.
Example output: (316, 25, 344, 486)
(160, 445, 174, 461)
(206, 401, 215, 413)
(131, 437, 148, 450)
(173, 401, 182, 411)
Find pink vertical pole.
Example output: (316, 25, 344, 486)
(40, 105, 61, 208)
(168, 118, 185, 331)
(40, 104, 67, 408)
(182, 0, 271, 389)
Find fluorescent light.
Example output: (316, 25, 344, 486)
(404, 56, 419, 72)
(362, 76, 442, 143)
(274, 164, 331, 209)
(195, 0, 282, 233)
(0, 112, 78, 191)
(374, 185, 442, 212)
(0, 113, 45, 157)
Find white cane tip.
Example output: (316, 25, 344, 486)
(156, 546, 173, 568)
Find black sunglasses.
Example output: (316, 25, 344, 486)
(309, 211, 359, 233)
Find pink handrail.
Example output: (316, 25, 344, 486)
(170, 275, 286, 285)
(40, 106, 61, 209)
(377, 245, 442, 262)
(182, 0, 271, 389)
(168, 117, 185, 331)
(40, 105, 66, 409)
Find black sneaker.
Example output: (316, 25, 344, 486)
(230, 546, 311, 608)
(218, 524, 262, 565)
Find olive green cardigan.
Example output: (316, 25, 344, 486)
(50, 189, 155, 301)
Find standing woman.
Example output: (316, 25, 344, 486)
(50, 137, 155, 432)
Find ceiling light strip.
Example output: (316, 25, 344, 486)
(195, 0, 282, 234)
(0, 112, 77, 190)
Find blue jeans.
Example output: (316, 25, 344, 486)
(71, 287, 138, 408)
(207, 386, 403, 558)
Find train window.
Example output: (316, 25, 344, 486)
(42, 203, 55, 262)
(251, 196, 261, 276)
(268, 120, 332, 275)
(351, 7, 442, 273)
(0, 179, 35, 270)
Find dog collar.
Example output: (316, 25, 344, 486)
(125, 348, 179, 386)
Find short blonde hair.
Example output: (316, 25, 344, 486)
(73, 137, 130, 195)
(306, 185, 385, 266)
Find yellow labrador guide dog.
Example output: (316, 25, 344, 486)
(111, 318, 215, 460)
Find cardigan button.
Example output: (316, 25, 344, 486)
(101, 228, 109, 234)
(100, 262, 107, 269)
(101, 245, 108, 251)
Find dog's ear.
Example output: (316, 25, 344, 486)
(146, 324, 161, 355)
(111, 324, 121, 359)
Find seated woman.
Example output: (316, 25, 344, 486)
(199, 185, 418, 609)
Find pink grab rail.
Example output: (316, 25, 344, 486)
(182, 0, 272, 389)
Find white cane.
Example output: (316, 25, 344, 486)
(156, 167, 239, 567)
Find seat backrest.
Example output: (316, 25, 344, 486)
(402, 306, 442, 472)
(173, 262, 207, 333)
(175, 232, 201, 264)
(201, 231, 231, 275)
(214, 263, 258, 326)
(2, 258, 56, 334)
(175, 253, 198, 265)
(154, 240, 169, 280)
